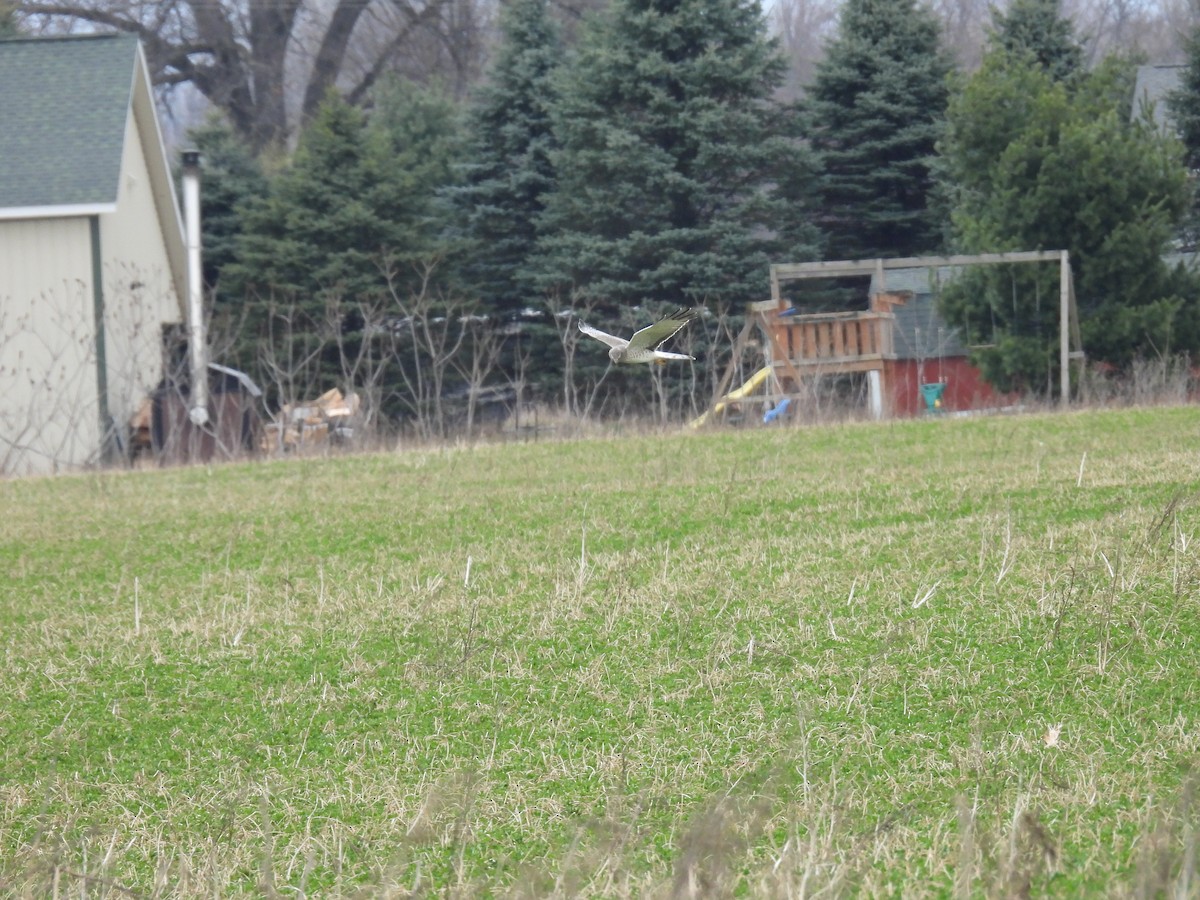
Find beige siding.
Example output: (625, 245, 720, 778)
(99, 107, 184, 442)
(0, 216, 100, 476)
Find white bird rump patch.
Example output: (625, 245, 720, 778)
(577, 307, 699, 365)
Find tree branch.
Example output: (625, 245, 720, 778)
(301, 0, 370, 124)
(344, 0, 453, 108)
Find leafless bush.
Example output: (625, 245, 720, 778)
(0, 284, 96, 476)
(381, 259, 471, 441)
(324, 294, 394, 436)
(451, 314, 505, 440)
(1076, 355, 1194, 409)
(545, 289, 602, 423)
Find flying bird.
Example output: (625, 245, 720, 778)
(577, 307, 699, 365)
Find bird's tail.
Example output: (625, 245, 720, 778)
(654, 351, 694, 362)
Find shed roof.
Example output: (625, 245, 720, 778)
(871, 266, 968, 360)
(0, 33, 138, 212)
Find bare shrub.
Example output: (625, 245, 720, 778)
(381, 259, 470, 441)
(1076, 355, 1194, 409)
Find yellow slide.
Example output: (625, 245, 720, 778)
(690, 366, 772, 428)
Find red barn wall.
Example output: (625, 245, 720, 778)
(885, 357, 1011, 417)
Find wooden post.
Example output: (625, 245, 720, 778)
(1068, 262, 1083, 369)
(868, 370, 883, 419)
(1060, 251, 1070, 407)
(705, 316, 755, 419)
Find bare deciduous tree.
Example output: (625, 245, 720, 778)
(1067, 0, 1192, 64)
(255, 300, 328, 418)
(325, 294, 395, 435)
(770, 0, 840, 98)
(928, 0, 991, 70)
(13, 0, 473, 151)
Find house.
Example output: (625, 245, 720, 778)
(1132, 64, 1185, 131)
(0, 33, 188, 476)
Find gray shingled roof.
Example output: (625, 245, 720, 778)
(1132, 64, 1184, 131)
(870, 266, 968, 361)
(0, 33, 137, 211)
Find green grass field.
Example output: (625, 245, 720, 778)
(3, 406, 1200, 897)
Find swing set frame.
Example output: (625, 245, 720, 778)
(765, 250, 1084, 408)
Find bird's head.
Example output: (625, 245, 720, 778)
(609, 347, 624, 363)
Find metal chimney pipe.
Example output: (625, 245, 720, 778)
(181, 150, 209, 426)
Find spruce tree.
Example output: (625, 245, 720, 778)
(807, 0, 951, 261)
(183, 119, 268, 296)
(221, 96, 385, 387)
(1170, 29, 1200, 171)
(531, 0, 822, 312)
(453, 0, 561, 316)
(224, 86, 464, 399)
(1167, 25, 1200, 250)
(369, 78, 465, 287)
(228, 85, 461, 315)
(228, 96, 387, 311)
(986, 0, 1083, 82)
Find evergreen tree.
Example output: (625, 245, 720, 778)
(1170, 29, 1200, 171)
(986, 0, 1083, 82)
(1167, 25, 1200, 250)
(532, 0, 822, 312)
(224, 85, 464, 400)
(939, 54, 1198, 393)
(370, 77, 466, 281)
(183, 119, 268, 296)
(453, 0, 561, 316)
(228, 85, 462, 315)
(807, 0, 951, 261)
(228, 96, 387, 311)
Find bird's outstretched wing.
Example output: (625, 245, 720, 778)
(578, 321, 629, 351)
(627, 307, 699, 353)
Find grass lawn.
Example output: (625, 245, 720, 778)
(2, 406, 1200, 896)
